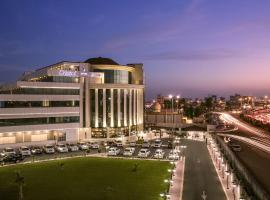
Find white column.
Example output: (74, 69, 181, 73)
(95, 89, 98, 128)
(85, 79, 90, 127)
(110, 89, 114, 127)
(137, 89, 140, 124)
(124, 89, 127, 126)
(103, 89, 106, 127)
(133, 89, 137, 125)
(129, 89, 132, 126)
(117, 89, 121, 127)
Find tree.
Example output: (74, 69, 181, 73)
(205, 97, 213, 111)
(15, 170, 24, 200)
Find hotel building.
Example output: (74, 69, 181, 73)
(0, 57, 144, 146)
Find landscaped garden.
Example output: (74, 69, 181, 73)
(0, 157, 171, 200)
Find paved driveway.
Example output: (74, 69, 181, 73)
(182, 139, 226, 200)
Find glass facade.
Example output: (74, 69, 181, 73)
(0, 101, 79, 108)
(31, 76, 79, 83)
(0, 116, 79, 127)
(0, 88, 79, 95)
(93, 69, 131, 84)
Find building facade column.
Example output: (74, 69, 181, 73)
(117, 89, 121, 127)
(110, 89, 114, 127)
(95, 89, 98, 128)
(129, 89, 132, 126)
(103, 89, 106, 127)
(133, 89, 137, 125)
(124, 89, 127, 127)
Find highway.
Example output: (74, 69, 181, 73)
(218, 112, 270, 151)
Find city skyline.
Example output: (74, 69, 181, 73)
(1, 0, 270, 99)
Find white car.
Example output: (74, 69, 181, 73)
(19, 146, 31, 156)
(138, 148, 150, 158)
(55, 144, 69, 153)
(123, 147, 135, 156)
(168, 150, 180, 160)
(142, 141, 151, 148)
(1, 147, 16, 156)
(153, 139, 162, 148)
(78, 142, 89, 150)
(68, 144, 79, 152)
(115, 141, 123, 147)
(43, 144, 55, 154)
(89, 142, 99, 149)
(108, 147, 121, 156)
(129, 141, 136, 147)
(154, 149, 165, 159)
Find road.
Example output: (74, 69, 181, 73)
(219, 112, 270, 148)
(230, 138, 270, 196)
(181, 139, 226, 200)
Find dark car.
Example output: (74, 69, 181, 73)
(31, 146, 43, 155)
(167, 141, 173, 149)
(0, 153, 25, 164)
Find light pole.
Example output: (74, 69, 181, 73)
(226, 170, 230, 189)
(169, 94, 173, 113)
(176, 95, 180, 113)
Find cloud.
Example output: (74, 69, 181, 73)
(145, 48, 239, 61)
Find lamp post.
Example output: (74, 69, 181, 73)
(176, 95, 180, 113)
(169, 94, 173, 113)
(226, 171, 230, 189)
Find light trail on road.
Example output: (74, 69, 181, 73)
(216, 112, 270, 153)
(219, 113, 270, 139)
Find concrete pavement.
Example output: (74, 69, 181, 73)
(169, 157, 185, 200)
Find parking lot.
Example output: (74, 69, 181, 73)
(0, 137, 183, 166)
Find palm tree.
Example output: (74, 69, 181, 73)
(15, 170, 24, 200)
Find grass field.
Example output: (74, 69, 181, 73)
(0, 157, 171, 200)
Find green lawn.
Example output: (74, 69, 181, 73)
(0, 157, 171, 200)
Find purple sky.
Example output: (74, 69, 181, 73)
(0, 0, 270, 99)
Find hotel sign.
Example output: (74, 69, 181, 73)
(49, 69, 104, 78)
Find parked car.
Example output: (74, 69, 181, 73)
(142, 141, 151, 148)
(19, 146, 31, 156)
(168, 150, 180, 160)
(0, 153, 25, 164)
(43, 144, 55, 154)
(115, 141, 123, 147)
(1, 147, 16, 156)
(67, 143, 79, 152)
(129, 141, 136, 147)
(154, 149, 165, 159)
(55, 144, 69, 153)
(89, 142, 99, 149)
(123, 147, 135, 156)
(167, 141, 173, 149)
(138, 148, 151, 158)
(77, 142, 89, 150)
(231, 144, 241, 152)
(153, 139, 162, 148)
(31, 146, 43, 155)
(108, 147, 121, 156)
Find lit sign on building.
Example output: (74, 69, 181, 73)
(49, 69, 104, 78)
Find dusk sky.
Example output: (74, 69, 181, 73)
(0, 0, 270, 99)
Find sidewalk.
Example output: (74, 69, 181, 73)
(207, 144, 237, 200)
(169, 157, 185, 200)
